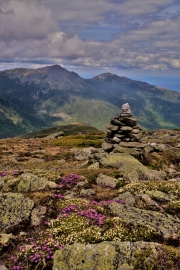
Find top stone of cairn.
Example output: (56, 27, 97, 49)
(121, 103, 131, 115)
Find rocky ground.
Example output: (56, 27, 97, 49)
(0, 129, 180, 270)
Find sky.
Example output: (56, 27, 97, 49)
(0, 0, 180, 91)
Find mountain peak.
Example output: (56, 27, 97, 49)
(45, 64, 64, 70)
(38, 64, 65, 72)
(93, 73, 119, 80)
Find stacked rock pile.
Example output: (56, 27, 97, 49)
(102, 103, 143, 152)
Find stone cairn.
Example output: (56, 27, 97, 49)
(102, 103, 143, 152)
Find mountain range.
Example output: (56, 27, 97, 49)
(0, 64, 180, 138)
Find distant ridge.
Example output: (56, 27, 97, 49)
(0, 65, 180, 138)
(20, 123, 102, 139)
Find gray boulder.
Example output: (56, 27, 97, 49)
(0, 266, 8, 270)
(74, 147, 96, 161)
(80, 189, 96, 197)
(53, 241, 160, 270)
(135, 194, 163, 211)
(114, 192, 136, 207)
(96, 173, 119, 188)
(113, 145, 141, 157)
(145, 190, 172, 202)
(109, 202, 180, 241)
(17, 173, 49, 192)
(88, 162, 100, 170)
(0, 233, 13, 252)
(31, 206, 47, 226)
(92, 152, 163, 183)
(45, 131, 64, 139)
(102, 142, 114, 152)
(0, 193, 34, 231)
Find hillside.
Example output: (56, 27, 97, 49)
(86, 73, 180, 129)
(0, 127, 180, 269)
(0, 65, 180, 138)
(20, 123, 103, 139)
(0, 96, 50, 138)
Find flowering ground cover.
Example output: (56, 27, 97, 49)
(0, 131, 180, 269)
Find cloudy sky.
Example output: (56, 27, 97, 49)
(0, 0, 180, 91)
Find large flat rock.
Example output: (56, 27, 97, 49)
(53, 241, 160, 270)
(94, 152, 143, 169)
(109, 202, 180, 241)
(92, 152, 163, 182)
(119, 142, 146, 148)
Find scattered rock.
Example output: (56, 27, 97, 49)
(31, 206, 47, 226)
(167, 168, 177, 175)
(46, 181, 58, 189)
(0, 266, 8, 270)
(32, 150, 49, 155)
(142, 144, 154, 157)
(45, 131, 64, 140)
(145, 190, 172, 202)
(96, 173, 119, 188)
(74, 147, 96, 161)
(109, 202, 180, 241)
(19, 231, 27, 236)
(2, 178, 20, 192)
(155, 144, 167, 152)
(75, 181, 87, 188)
(114, 192, 135, 207)
(80, 189, 96, 197)
(78, 160, 89, 168)
(0, 233, 13, 245)
(17, 173, 49, 192)
(135, 194, 163, 211)
(143, 169, 165, 181)
(88, 162, 99, 170)
(0, 193, 34, 231)
(64, 191, 76, 199)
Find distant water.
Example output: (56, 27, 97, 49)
(142, 77, 180, 92)
(121, 75, 180, 93)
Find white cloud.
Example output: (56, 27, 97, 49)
(0, 0, 58, 40)
(0, 0, 179, 74)
(159, 58, 180, 68)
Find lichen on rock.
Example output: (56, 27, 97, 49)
(17, 173, 49, 192)
(0, 192, 34, 231)
(109, 202, 180, 241)
(53, 241, 161, 270)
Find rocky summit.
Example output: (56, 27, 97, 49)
(0, 121, 180, 269)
